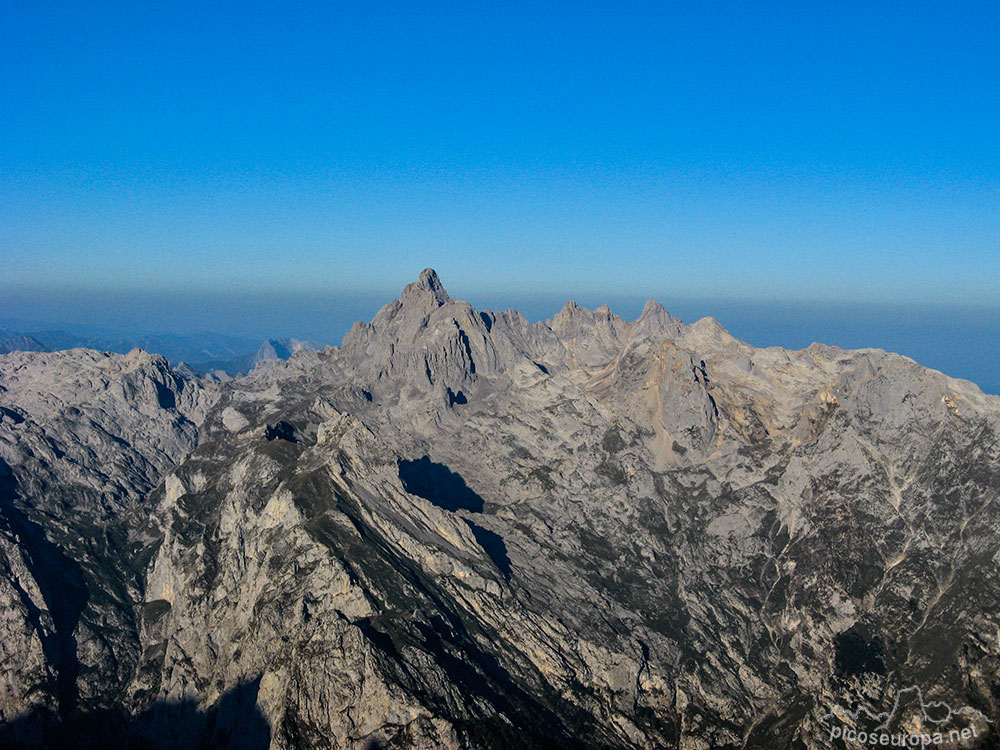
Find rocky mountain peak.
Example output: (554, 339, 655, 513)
(354, 269, 458, 339)
(400, 267, 452, 308)
(640, 299, 665, 317)
(682, 315, 739, 350)
(122, 347, 163, 367)
(550, 299, 624, 331)
(2, 276, 999, 749)
(630, 299, 684, 342)
(335, 271, 503, 403)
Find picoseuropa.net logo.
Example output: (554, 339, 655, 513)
(821, 685, 993, 747)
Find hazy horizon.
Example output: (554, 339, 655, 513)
(4, 279, 998, 395)
(3, 4, 1000, 747)
(4, 5, 999, 308)
(3, 4, 997, 390)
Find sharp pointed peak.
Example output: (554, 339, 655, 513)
(639, 299, 666, 317)
(416, 267, 440, 287)
(401, 268, 451, 307)
(630, 299, 684, 340)
(634, 299, 680, 327)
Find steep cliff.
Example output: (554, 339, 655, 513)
(1, 272, 997, 749)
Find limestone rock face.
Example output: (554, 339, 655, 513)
(1, 272, 998, 749)
(0, 348, 218, 746)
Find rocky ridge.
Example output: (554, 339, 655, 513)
(0, 270, 998, 749)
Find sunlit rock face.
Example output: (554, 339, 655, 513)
(1, 270, 998, 749)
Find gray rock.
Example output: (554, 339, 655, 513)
(1, 270, 998, 748)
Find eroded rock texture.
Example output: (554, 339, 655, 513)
(1, 270, 998, 749)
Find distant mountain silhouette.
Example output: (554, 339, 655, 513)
(0, 325, 328, 376)
(0, 331, 49, 354)
(189, 337, 326, 375)
(0, 325, 260, 366)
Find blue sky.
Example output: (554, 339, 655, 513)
(3, 1, 998, 305)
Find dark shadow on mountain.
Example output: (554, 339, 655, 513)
(413, 614, 587, 748)
(332, 490, 603, 749)
(153, 381, 176, 409)
(465, 520, 512, 580)
(200, 675, 270, 749)
(0, 405, 26, 424)
(0, 677, 270, 750)
(264, 420, 297, 442)
(834, 626, 886, 677)
(0, 457, 88, 719)
(355, 617, 402, 660)
(398, 457, 484, 512)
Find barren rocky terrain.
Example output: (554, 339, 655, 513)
(1, 270, 998, 748)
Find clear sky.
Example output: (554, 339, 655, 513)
(3, 1, 998, 305)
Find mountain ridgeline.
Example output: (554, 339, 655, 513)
(0, 328, 326, 376)
(0, 270, 998, 749)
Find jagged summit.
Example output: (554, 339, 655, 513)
(339, 271, 706, 399)
(2, 275, 999, 749)
(381, 270, 689, 344)
(356, 269, 458, 335)
(401, 267, 452, 308)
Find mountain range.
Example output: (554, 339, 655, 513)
(0, 269, 997, 749)
(0, 326, 325, 376)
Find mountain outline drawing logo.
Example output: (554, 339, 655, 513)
(821, 685, 994, 732)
